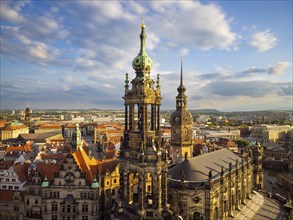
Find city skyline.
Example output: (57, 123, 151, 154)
(1, 0, 292, 111)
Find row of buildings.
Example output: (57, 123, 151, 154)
(0, 22, 278, 220)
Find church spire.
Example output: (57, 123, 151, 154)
(132, 18, 153, 74)
(170, 57, 193, 162)
(176, 58, 187, 110)
(177, 57, 186, 93)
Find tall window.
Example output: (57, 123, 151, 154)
(51, 215, 57, 220)
(51, 203, 58, 212)
(82, 204, 88, 212)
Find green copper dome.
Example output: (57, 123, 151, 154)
(132, 23, 153, 72)
(91, 178, 99, 189)
(41, 176, 49, 188)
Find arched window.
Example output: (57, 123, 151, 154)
(193, 211, 201, 220)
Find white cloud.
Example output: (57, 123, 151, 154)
(180, 48, 189, 57)
(126, 1, 146, 15)
(0, 2, 25, 23)
(267, 61, 290, 75)
(63, 85, 70, 91)
(50, 6, 59, 13)
(248, 29, 277, 52)
(148, 1, 237, 51)
(28, 43, 49, 60)
(13, 0, 31, 11)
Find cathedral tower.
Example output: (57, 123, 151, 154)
(118, 20, 169, 219)
(252, 141, 264, 190)
(72, 123, 82, 151)
(170, 60, 193, 163)
(24, 103, 31, 127)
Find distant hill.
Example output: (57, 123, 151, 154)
(189, 109, 221, 114)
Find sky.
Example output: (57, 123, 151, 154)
(0, 0, 292, 111)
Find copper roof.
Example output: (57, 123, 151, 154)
(168, 148, 243, 182)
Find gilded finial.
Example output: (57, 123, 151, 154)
(180, 55, 183, 61)
(141, 17, 145, 29)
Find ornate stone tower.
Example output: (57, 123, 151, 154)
(24, 104, 31, 127)
(118, 21, 169, 219)
(72, 123, 82, 151)
(170, 60, 193, 163)
(252, 141, 264, 190)
(289, 149, 293, 174)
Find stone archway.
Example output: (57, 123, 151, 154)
(192, 211, 201, 220)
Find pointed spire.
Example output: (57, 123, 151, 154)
(132, 18, 153, 73)
(180, 56, 183, 86)
(177, 56, 186, 93)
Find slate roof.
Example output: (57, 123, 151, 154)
(18, 133, 63, 143)
(168, 148, 243, 182)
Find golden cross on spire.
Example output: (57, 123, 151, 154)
(141, 16, 145, 28)
(180, 56, 183, 61)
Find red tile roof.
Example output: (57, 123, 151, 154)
(14, 162, 30, 182)
(0, 190, 24, 202)
(0, 161, 14, 170)
(38, 124, 61, 129)
(28, 163, 62, 183)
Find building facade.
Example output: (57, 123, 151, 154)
(24, 155, 100, 220)
(168, 149, 255, 220)
(0, 123, 29, 141)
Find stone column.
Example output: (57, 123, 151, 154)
(235, 160, 240, 210)
(138, 173, 145, 210)
(220, 167, 224, 220)
(129, 105, 134, 130)
(157, 172, 162, 210)
(241, 159, 246, 204)
(157, 105, 160, 130)
(125, 172, 130, 203)
(162, 166, 168, 208)
(151, 172, 157, 207)
(125, 104, 128, 131)
(151, 105, 156, 131)
(228, 163, 233, 217)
